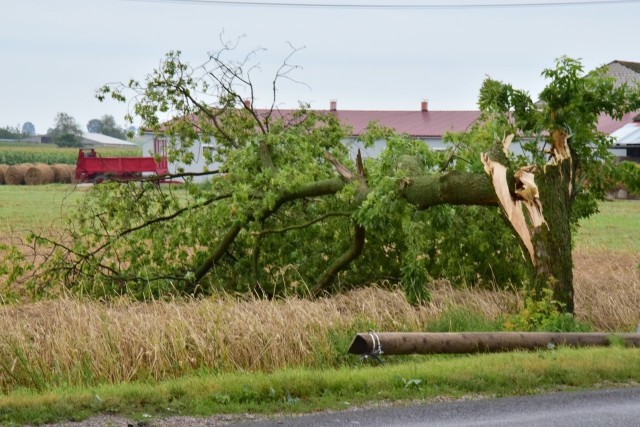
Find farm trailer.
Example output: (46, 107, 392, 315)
(75, 148, 168, 183)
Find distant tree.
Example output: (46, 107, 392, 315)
(48, 112, 83, 147)
(54, 133, 83, 147)
(0, 125, 21, 139)
(99, 115, 127, 139)
(87, 119, 103, 133)
(21, 122, 36, 136)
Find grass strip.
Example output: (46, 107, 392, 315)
(2, 346, 640, 425)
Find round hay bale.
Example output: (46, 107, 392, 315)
(25, 163, 54, 185)
(67, 164, 77, 183)
(0, 164, 8, 185)
(51, 164, 74, 183)
(5, 164, 32, 185)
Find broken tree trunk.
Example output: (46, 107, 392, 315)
(530, 158, 575, 312)
(348, 332, 640, 355)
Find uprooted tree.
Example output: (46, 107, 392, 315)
(26, 45, 640, 312)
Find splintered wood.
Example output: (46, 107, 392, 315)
(481, 134, 547, 264)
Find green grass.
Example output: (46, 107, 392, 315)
(2, 347, 639, 425)
(0, 185, 84, 232)
(574, 200, 640, 252)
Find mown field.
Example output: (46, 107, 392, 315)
(0, 185, 639, 425)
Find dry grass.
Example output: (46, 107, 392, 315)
(24, 163, 54, 185)
(573, 249, 640, 331)
(0, 284, 516, 391)
(50, 164, 75, 183)
(4, 164, 31, 185)
(1, 249, 638, 392)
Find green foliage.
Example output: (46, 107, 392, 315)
(48, 113, 82, 137)
(30, 51, 640, 304)
(54, 133, 82, 148)
(0, 243, 31, 301)
(87, 115, 127, 139)
(479, 56, 640, 226)
(425, 307, 504, 332)
(504, 288, 591, 332)
(0, 125, 22, 140)
(0, 145, 140, 165)
(615, 161, 640, 195)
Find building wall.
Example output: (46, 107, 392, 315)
(141, 134, 220, 183)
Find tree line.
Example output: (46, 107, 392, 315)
(0, 114, 131, 147)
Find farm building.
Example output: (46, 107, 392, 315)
(81, 133, 137, 149)
(604, 60, 640, 87)
(140, 100, 481, 183)
(609, 118, 640, 160)
(137, 59, 640, 183)
(141, 99, 640, 183)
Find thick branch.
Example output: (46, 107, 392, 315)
(192, 178, 346, 288)
(190, 223, 242, 292)
(312, 223, 365, 296)
(252, 211, 352, 236)
(400, 171, 499, 209)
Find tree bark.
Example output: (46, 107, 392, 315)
(312, 223, 365, 295)
(401, 159, 576, 312)
(531, 161, 575, 312)
(400, 171, 499, 208)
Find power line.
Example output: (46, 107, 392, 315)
(126, 0, 640, 9)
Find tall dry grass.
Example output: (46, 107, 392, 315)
(2, 248, 639, 393)
(0, 284, 516, 392)
(573, 249, 640, 331)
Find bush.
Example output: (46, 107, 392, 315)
(504, 288, 591, 332)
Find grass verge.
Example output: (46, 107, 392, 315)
(2, 347, 640, 425)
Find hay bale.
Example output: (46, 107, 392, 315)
(51, 164, 74, 183)
(5, 164, 32, 185)
(0, 164, 7, 185)
(67, 165, 77, 183)
(25, 163, 54, 185)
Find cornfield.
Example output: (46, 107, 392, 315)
(0, 145, 141, 165)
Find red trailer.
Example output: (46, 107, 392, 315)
(75, 147, 169, 183)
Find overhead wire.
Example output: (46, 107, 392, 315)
(125, 0, 640, 9)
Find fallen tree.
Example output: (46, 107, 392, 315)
(24, 46, 640, 311)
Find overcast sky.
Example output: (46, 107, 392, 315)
(2, 0, 640, 135)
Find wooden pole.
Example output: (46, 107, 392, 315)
(348, 332, 640, 355)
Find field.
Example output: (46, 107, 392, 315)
(0, 185, 85, 231)
(0, 185, 639, 424)
(0, 143, 141, 165)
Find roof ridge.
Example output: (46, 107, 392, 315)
(614, 60, 640, 74)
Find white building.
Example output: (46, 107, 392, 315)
(81, 132, 137, 149)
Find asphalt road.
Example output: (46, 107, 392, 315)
(233, 387, 640, 427)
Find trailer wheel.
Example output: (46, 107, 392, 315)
(92, 174, 109, 184)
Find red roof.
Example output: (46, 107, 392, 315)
(328, 110, 481, 138)
(179, 106, 637, 139)
(597, 112, 638, 134)
(255, 108, 481, 138)
(259, 108, 637, 138)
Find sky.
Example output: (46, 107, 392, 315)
(2, 0, 640, 135)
